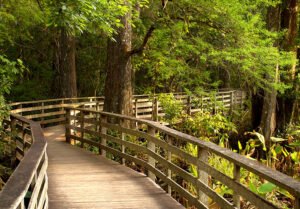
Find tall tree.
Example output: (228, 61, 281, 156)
(277, 0, 298, 129)
(259, 4, 281, 148)
(103, 1, 154, 116)
(54, 28, 77, 98)
(45, 0, 127, 98)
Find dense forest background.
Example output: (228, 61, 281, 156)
(1, 0, 300, 139)
(1, 0, 300, 207)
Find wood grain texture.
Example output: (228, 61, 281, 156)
(44, 126, 184, 209)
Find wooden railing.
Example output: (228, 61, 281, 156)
(65, 107, 300, 209)
(0, 114, 48, 209)
(9, 90, 246, 125)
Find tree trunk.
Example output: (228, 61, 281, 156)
(104, 12, 133, 116)
(54, 28, 77, 98)
(259, 5, 281, 148)
(277, 0, 298, 130)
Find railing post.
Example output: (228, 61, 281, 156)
(100, 114, 107, 157)
(230, 91, 234, 115)
(295, 197, 300, 209)
(80, 110, 84, 148)
(187, 96, 192, 115)
(10, 116, 17, 140)
(152, 97, 158, 121)
(197, 145, 208, 206)
(166, 135, 172, 195)
(240, 91, 243, 109)
(233, 164, 241, 208)
(121, 132, 126, 165)
(135, 98, 138, 118)
(18, 104, 22, 116)
(147, 126, 156, 182)
(65, 108, 71, 143)
(41, 102, 44, 126)
(200, 95, 204, 111)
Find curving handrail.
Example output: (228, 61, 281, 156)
(9, 90, 246, 125)
(64, 107, 300, 209)
(0, 90, 245, 209)
(0, 114, 48, 209)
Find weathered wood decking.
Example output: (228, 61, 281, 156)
(45, 125, 184, 209)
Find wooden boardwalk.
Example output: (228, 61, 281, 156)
(44, 126, 184, 209)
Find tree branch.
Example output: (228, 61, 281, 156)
(36, 0, 44, 11)
(129, 25, 155, 56)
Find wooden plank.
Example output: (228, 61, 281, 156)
(46, 126, 184, 209)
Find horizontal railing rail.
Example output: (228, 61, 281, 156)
(9, 90, 246, 125)
(65, 107, 300, 209)
(0, 114, 48, 209)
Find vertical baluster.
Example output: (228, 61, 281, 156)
(22, 122, 26, 155)
(121, 132, 126, 165)
(230, 91, 234, 115)
(295, 197, 300, 209)
(147, 126, 156, 181)
(166, 135, 172, 195)
(233, 164, 241, 208)
(41, 102, 44, 126)
(100, 114, 107, 157)
(187, 96, 192, 115)
(80, 110, 84, 148)
(135, 98, 138, 118)
(197, 145, 208, 206)
(152, 97, 158, 121)
(65, 108, 71, 143)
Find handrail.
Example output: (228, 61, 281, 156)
(0, 90, 245, 209)
(9, 90, 246, 126)
(0, 114, 48, 209)
(65, 106, 300, 209)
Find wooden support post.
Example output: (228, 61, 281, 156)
(41, 102, 44, 126)
(147, 126, 156, 182)
(10, 117, 16, 139)
(187, 96, 192, 115)
(166, 135, 172, 195)
(100, 115, 107, 157)
(222, 94, 225, 114)
(152, 97, 158, 121)
(197, 145, 208, 206)
(230, 91, 234, 115)
(214, 94, 217, 114)
(201, 95, 204, 111)
(80, 111, 84, 148)
(21, 122, 26, 154)
(121, 132, 126, 165)
(240, 91, 243, 109)
(233, 164, 241, 208)
(65, 108, 71, 143)
(295, 197, 300, 209)
(135, 98, 138, 118)
(18, 104, 22, 116)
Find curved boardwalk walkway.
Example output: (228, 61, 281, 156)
(44, 126, 184, 209)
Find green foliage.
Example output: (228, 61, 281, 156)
(0, 55, 25, 123)
(44, 0, 129, 36)
(158, 94, 183, 124)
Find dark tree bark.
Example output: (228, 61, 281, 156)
(54, 28, 77, 98)
(277, 0, 298, 130)
(103, 7, 155, 116)
(259, 5, 281, 148)
(104, 12, 133, 116)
